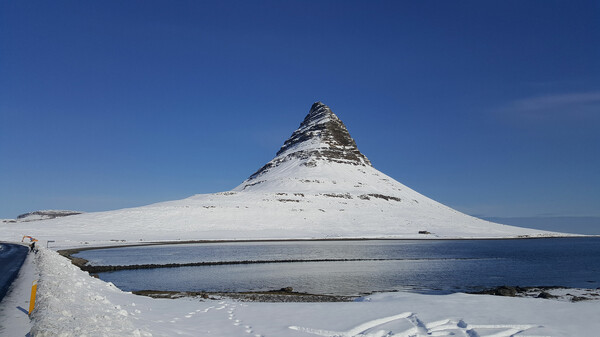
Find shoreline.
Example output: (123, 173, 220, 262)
(132, 289, 356, 302)
(129, 286, 600, 303)
(57, 236, 588, 272)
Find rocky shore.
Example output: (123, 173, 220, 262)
(471, 285, 600, 302)
(133, 287, 355, 303)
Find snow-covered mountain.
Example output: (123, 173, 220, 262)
(0, 102, 567, 246)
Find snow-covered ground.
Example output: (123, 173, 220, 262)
(1, 247, 598, 336)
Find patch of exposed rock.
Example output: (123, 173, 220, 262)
(246, 102, 371, 181)
(472, 286, 600, 302)
(133, 288, 354, 302)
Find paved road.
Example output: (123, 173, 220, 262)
(0, 243, 28, 303)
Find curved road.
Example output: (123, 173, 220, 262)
(0, 243, 28, 303)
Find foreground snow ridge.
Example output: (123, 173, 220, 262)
(289, 314, 541, 337)
(25, 248, 598, 336)
(0, 102, 567, 246)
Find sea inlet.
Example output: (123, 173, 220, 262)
(72, 238, 600, 296)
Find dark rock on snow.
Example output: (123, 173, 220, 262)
(247, 102, 371, 181)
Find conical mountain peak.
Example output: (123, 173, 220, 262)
(244, 102, 371, 182)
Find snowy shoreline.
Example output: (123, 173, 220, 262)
(3, 247, 597, 336)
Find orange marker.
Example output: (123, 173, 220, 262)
(28, 280, 37, 315)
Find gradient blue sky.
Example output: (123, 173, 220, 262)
(1, 1, 599, 232)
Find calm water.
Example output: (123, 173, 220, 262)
(76, 238, 600, 296)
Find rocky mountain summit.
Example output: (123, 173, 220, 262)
(245, 102, 371, 182)
(276, 102, 371, 166)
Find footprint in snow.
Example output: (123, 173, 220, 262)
(202, 306, 215, 312)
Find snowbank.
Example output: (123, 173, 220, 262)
(30, 248, 152, 337)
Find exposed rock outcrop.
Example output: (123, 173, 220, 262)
(247, 102, 370, 181)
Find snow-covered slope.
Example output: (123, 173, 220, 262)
(0, 102, 567, 246)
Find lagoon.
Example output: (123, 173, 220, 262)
(74, 238, 600, 296)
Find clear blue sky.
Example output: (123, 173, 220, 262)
(1, 1, 599, 231)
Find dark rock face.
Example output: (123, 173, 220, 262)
(247, 102, 371, 180)
(276, 102, 371, 164)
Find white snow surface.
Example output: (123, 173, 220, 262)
(3, 248, 598, 336)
